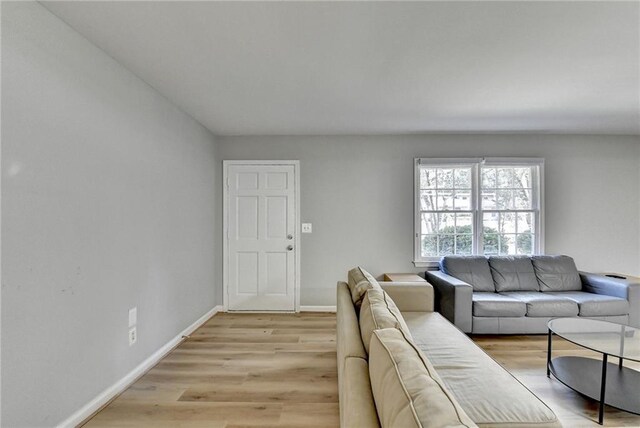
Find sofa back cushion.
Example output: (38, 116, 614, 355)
(441, 256, 495, 292)
(368, 328, 477, 428)
(348, 266, 381, 309)
(488, 256, 539, 292)
(359, 289, 412, 354)
(531, 255, 582, 292)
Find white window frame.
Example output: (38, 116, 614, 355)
(414, 157, 545, 268)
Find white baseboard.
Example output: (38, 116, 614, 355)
(300, 305, 336, 312)
(57, 305, 224, 428)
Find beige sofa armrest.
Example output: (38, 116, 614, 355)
(340, 357, 380, 428)
(380, 282, 434, 312)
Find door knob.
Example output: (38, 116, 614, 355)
(287, 234, 293, 240)
(287, 245, 294, 251)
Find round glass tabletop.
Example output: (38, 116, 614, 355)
(548, 318, 640, 363)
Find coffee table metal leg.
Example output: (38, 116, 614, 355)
(599, 354, 608, 425)
(547, 329, 552, 377)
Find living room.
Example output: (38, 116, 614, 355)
(2, 1, 639, 427)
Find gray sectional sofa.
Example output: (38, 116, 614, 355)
(426, 255, 640, 334)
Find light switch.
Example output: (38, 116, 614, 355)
(302, 223, 313, 233)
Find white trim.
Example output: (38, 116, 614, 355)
(57, 305, 223, 428)
(300, 305, 336, 312)
(537, 161, 546, 254)
(417, 157, 482, 165)
(412, 260, 439, 269)
(472, 162, 481, 255)
(483, 157, 545, 166)
(222, 160, 301, 313)
(413, 159, 421, 265)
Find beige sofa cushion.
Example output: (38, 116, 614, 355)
(368, 328, 477, 428)
(403, 312, 560, 427)
(348, 266, 381, 308)
(359, 288, 412, 354)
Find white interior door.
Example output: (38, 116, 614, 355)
(226, 163, 297, 311)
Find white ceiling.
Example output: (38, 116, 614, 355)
(42, 1, 640, 136)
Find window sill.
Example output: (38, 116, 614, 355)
(412, 260, 440, 270)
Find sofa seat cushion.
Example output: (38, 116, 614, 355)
(531, 255, 582, 292)
(368, 328, 477, 428)
(472, 292, 527, 317)
(488, 256, 539, 292)
(348, 266, 381, 308)
(546, 291, 630, 317)
(359, 289, 412, 354)
(403, 312, 560, 428)
(502, 291, 579, 317)
(441, 256, 495, 292)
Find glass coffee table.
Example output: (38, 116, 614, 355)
(547, 318, 640, 424)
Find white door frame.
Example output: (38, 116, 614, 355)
(222, 160, 301, 312)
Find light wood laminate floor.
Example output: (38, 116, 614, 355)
(84, 313, 640, 427)
(83, 312, 338, 428)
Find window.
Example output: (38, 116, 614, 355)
(414, 158, 544, 266)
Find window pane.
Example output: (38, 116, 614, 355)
(421, 235, 437, 257)
(438, 212, 455, 233)
(496, 189, 513, 210)
(483, 212, 499, 234)
(454, 190, 471, 210)
(454, 168, 471, 188)
(499, 212, 516, 234)
(513, 167, 531, 188)
(437, 168, 454, 188)
(516, 234, 533, 254)
(500, 234, 515, 255)
(484, 234, 499, 255)
(438, 235, 455, 255)
(482, 168, 496, 188)
(456, 213, 473, 234)
(420, 168, 436, 189)
(515, 189, 533, 209)
(517, 212, 534, 233)
(497, 168, 513, 188)
(420, 190, 437, 211)
(481, 191, 496, 209)
(437, 190, 454, 210)
(421, 212, 438, 234)
(456, 235, 472, 255)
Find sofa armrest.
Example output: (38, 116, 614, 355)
(580, 272, 640, 327)
(425, 271, 473, 333)
(340, 357, 380, 428)
(380, 282, 434, 312)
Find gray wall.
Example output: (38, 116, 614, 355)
(1, 3, 219, 426)
(218, 135, 640, 305)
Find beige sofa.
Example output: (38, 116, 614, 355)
(337, 267, 561, 428)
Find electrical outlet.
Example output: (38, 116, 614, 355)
(128, 307, 137, 328)
(128, 327, 137, 346)
(302, 223, 313, 233)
